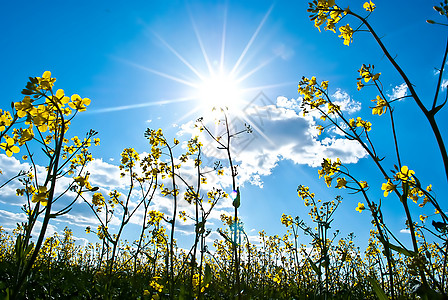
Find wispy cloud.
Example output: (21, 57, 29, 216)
(388, 83, 408, 99)
(441, 79, 448, 91)
(179, 92, 367, 188)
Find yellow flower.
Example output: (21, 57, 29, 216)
(14, 96, 34, 118)
(18, 127, 34, 146)
(217, 169, 224, 176)
(32, 185, 49, 206)
(336, 177, 347, 189)
(355, 202, 365, 213)
(372, 96, 388, 116)
(0, 110, 13, 131)
(419, 215, 427, 222)
(363, 1, 376, 12)
(281, 214, 293, 227)
(349, 118, 356, 128)
(324, 175, 332, 187)
(381, 179, 396, 197)
(396, 165, 415, 182)
(360, 181, 368, 189)
(355, 117, 372, 131)
(426, 184, 432, 192)
(49, 89, 70, 111)
(92, 193, 105, 206)
(0, 137, 20, 157)
(37, 71, 56, 90)
(149, 278, 164, 292)
(68, 94, 91, 112)
(179, 211, 187, 222)
(316, 125, 324, 135)
(74, 174, 93, 190)
(338, 24, 353, 46)
(357, 80, 364, 91)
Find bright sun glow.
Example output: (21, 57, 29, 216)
(106, 5, 281, 125)
(196, 72, 243, 109)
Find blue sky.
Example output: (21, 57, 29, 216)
(1, 0, 447, 252)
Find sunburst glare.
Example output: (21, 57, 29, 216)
(99, 3, 290, 130)
(195, 70, 243, 110)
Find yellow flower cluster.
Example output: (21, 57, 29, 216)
(0, 71, 93, 165)
(308, 0, 345, 33)
(371, 96, 388, 116)
(349, 117, 372, 132)
(318, 158, 341, 187)
(308, 1, 376, 46)
(119, 147, 140, 175)
(298, 76, 331, 117)
(357, 64, 381, 90)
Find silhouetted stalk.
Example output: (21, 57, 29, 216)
(12, 94, 66, 299)
(347, 9, 448, 182)
(222, 111, 241, 299)
(190, 147, 202, 297)
(134, 176, 157, 273)
(166, 143, 177, 299)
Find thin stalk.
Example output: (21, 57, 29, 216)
(348, 9, 448, 182)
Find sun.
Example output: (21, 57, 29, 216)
(196, 71, 243, 110)
(102, 4, 283, 124)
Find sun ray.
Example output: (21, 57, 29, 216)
(243, 82, 296, 92)
(238, 113, 276, 147)
(88, 96, 195, 114)
(114, 3, 282, 118)
(173, 104, 203, 125)
(230, 5, 274, 77)
(114, 57, 199, 88)
(235, 55, 278, 84)
(152, 32, 205, 81)
(188, 8, 214, 76)
(220, 3, 228, 72)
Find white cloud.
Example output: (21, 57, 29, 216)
(441, 79, 448, 91)
(273, 43, 294, 60)
(332, 89, 361, 114)
(85, 158, 124, 190)
(389, 83, 408, 99)
(276, 96, 300, 111)
(0, 86, 368, 244)
(0, 209, 59, 239)
(178, 96, 367, 189)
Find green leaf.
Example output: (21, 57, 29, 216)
(25, 242, 34, 255)
(204, 263, 212, 285)
(0, 287, 10, 300)
(367, 276, 388, 300)
(308, 258, 321, 276)
(217, 228, 234, 245)
(377, 235, 416, 257)
(21, 89, 33, 95)
(232, 187, 240, 208)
